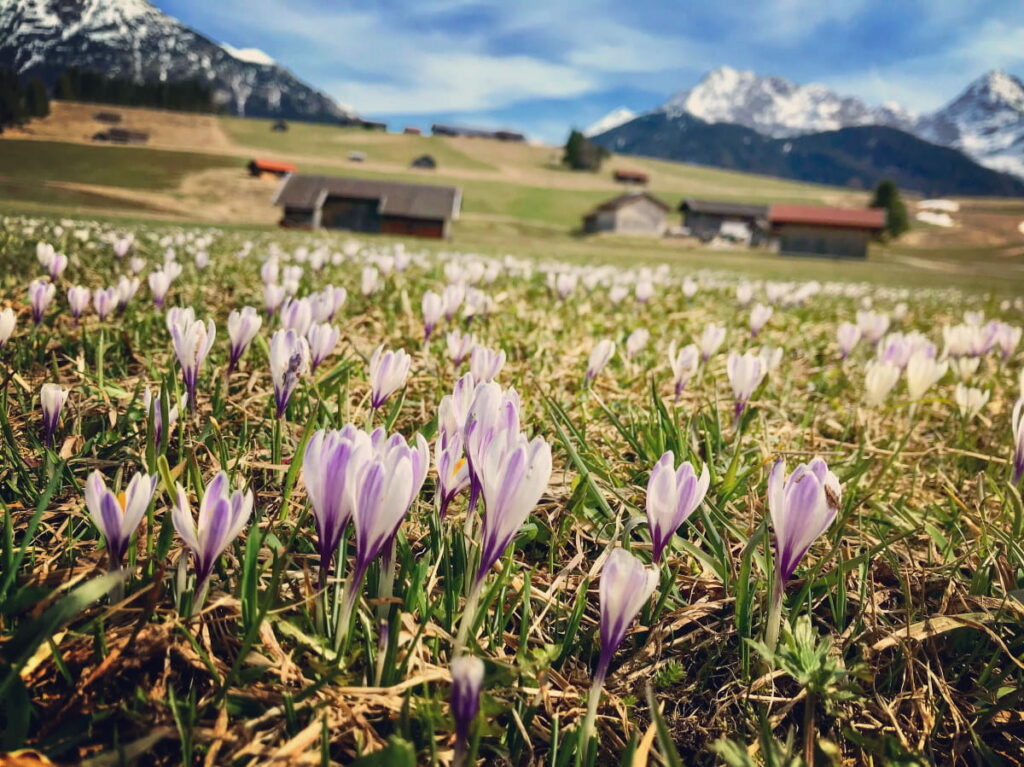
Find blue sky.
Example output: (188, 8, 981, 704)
(157, 0, 1024, 142)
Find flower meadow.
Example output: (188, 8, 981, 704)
(1, 215, 1023, 766)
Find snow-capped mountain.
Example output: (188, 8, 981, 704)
(0, 0, 355, 122)
(584, 107, 636, 137)
(662, 66, 917, 137)
(919, 70, 1024, 179)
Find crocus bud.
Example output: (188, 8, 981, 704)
(361, 266, 380, 296)
(450, 655, 485, 766)
(422, 290, 444, 340)
(596, 548, 658, 681)
(667, 341, 699, 401)
(167, 307, 215, 407)
(40, 382, 68, 447)
(280, 297, 313, 336)
(116, 275, 140, 310)
(749, 303, 773, 335)
(93, 287, 117, 320)
(837, 322, 860, 359)
(1012, 399, 1024, 485)
(0, 307, 16, 348)
(29, 279, 56, 326)
(270, 329, 310, 418)
(84, 470, 158, 568)
(48, 252, 68, 281)
(863, 359, 900, 407)
(447, 330, 475, 366)
(368, 345, 411, 410)
(586, 339, 615, 382)
(856, 310, 889, 344)
(172, 472, 254, 608)
(469, 345, 506, 383)
(264, 283, 286, 316)
(67, 285, 90, 323)
(443, 283, 466, 321)
(646, 452, 710, 563)
(905, 351, 947, 400)
(625, 329, 649, 360)
(306, 322, 340, 372)
(954, 384, 989, 421)
(143, 387, 179, 447)
(148, 269, 172, 309)
(698, 323, 726, 361)
(227, 306, 263, 372)
(726, 351, 765, 418)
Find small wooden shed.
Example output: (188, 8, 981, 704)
(582, 192, 669, 237)
(613, 169, 649, 186)
(679, 199, 769, 244)
(768, 205, 886, 259)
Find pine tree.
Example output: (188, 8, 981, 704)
(24, 78, 50, 118)
(562, 129, 607, 172)
(870, 179, 909, 239)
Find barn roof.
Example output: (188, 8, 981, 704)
(769, 204, 886, 230)
(273, 174, 461, 221)
(591, 191, 670, 213)
(250, 159, 298, 174)
(679, 199, 768, 218)
(613, 169, 649, 181)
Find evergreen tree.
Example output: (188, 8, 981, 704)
(870, 179, 909, 239)
(0, 67, 25, 129)
(563, 129, 608, 172)
(24, 78, 50, 118)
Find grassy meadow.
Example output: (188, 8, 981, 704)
(0, 210, 1022, 766)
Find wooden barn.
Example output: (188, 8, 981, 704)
(248, 159, 298, 181)
(679, 199, 769, 245)
(582, 192, 669, 237)
(431, 124, 526, 142)
(613, 169, 649, 186)
(273, 174, 461, 239)
(768, 205, 886, 259)
(403, 127, 422, 135)
(92, 128, 148, 145)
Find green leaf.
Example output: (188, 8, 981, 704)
(350, 735, 417, 767)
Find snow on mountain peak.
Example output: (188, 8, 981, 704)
(221, 43, 275, 67)
(584, 107, 637, 137)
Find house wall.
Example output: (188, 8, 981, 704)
(612, 199, 667, 236)
(280, 207, 314, 228)
(684, 211, 766, 244)
(381, 215, 447, 239)
(319, 196, 382, 233)
(774, 224, 872, 259)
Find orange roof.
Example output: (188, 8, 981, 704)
(250, 159, 298, 174)
(769, 204, 886, 230)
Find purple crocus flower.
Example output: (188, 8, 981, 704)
(148, 269, 172, 309)
(67, 285, 90, 325)
(450, 655, 485, 767)
(667, 341, 699, 402)
(1012, 399, 1024, 485)
(435, 429, 470, 520)
(113, 235, 133, 259)
(646, 452, 710, 564)
(765, 457, 841, 650)
(586, 339, 615, 382)
(581, 548, 658, 739)
(726, 351, 766, 419)
(40, 383, 68, 448)
(227, 306, 263, 373)
(306, 322, 340, 372)
(749, 303, 773, 335)
(446, 330, 476, 367)
(93, 287, 117, 321)
(422, 290, 444, 341)
(29, 279, 56, 326)
(270, 328, 310, 418)
(302, 426, 372, 584)
(48, 252, 68, 281)
(279, 297, 313, 336)
(368, 345, 411, 410)
(836, 322, 860, 359)
(698, 323, 726, 362)
(143, 387, 179, 447)
(264, 283, 286, 316)
(167, 307, 216, 407)
(463, 382, 521, 516)
(84, 470, 158, 568)
(0, 308, 16, 348)
(116, 275, 140, 311)
(171, 471, 254, 609)
(469, 345, 506, 383)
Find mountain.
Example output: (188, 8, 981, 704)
(0, 0, 354, 122)
(918, 70, 1024, 179)
(584, 107, 636, 137)
(591, 112, 1024, 197)
(663, 66, 917, 137)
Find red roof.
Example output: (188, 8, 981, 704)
(769, 204, 886, 230)
(250, 159, 298, 174)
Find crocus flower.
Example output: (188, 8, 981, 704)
(306, 322, 340, 372)
(447, 330, 476, 366)
(635, 280, 654, 304)
(29, 279, 56, 325)
(113, 236, 133, 259)
(361, 266, 380, 296)
(40, 382, 68, 447)
(759, 345, 783, 373)
(48, 252, 68, 281)
(422, 290, 444, 340)
(302, 426, 372, 583)
(67, 285, 90, 323)
(646, 452, 710, 563)
(766, 457, 841, 649)
(0, 307, 15, 348)
(586, 339, 615, 382)
(116, 275, 140, 310)
(856, 310, 890, 344)
(368, 345, 411, 410)
(260, 257, 279, 286)
(582, 548, 658, 738)
(37, 242, 55, 269)
(736, 282, 754, 307)
(93, 287, 117, 320)
(469, 345, 505, 382)
(269, 328, 310, 418)
(443, 283, 466, 321)
(450, 656, 485, 767)
(608, 284, 629, 305)
(954, 384, 989, 421)
(863, 359, 900, 407)
(726, 351, 765, 418)
(279, 297, 313, 336)
(129, 257, 146, 276)
(172, 472, 254, 607)
(837, 322, 860, 359)
(436, 429, 471, 520)
(905, 351, 948, 400)
(84, 470, 158, 568)
(227, 306, 263, 373)
(667, 341, 699, 402)
(698, 323, 726, 361)
(264, 283, 286, 316)
(148, 269, 172, 308)
(1010, 398, 1024, 485)
(554, 272, 577, 300)
(749, 303, 773, 335)
(990, 322, 1021, 360)
(167, 308, 216, 407)
(625, 328, 650, 360)
(194, 251, 209, 270)
(143, 387, 179, 447)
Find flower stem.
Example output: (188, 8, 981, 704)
(453, 579, 483, 655)
(580, 661, 608, 752)
(765, 575, 784, 654)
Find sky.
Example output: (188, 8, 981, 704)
(156, 0, 1024, 143)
